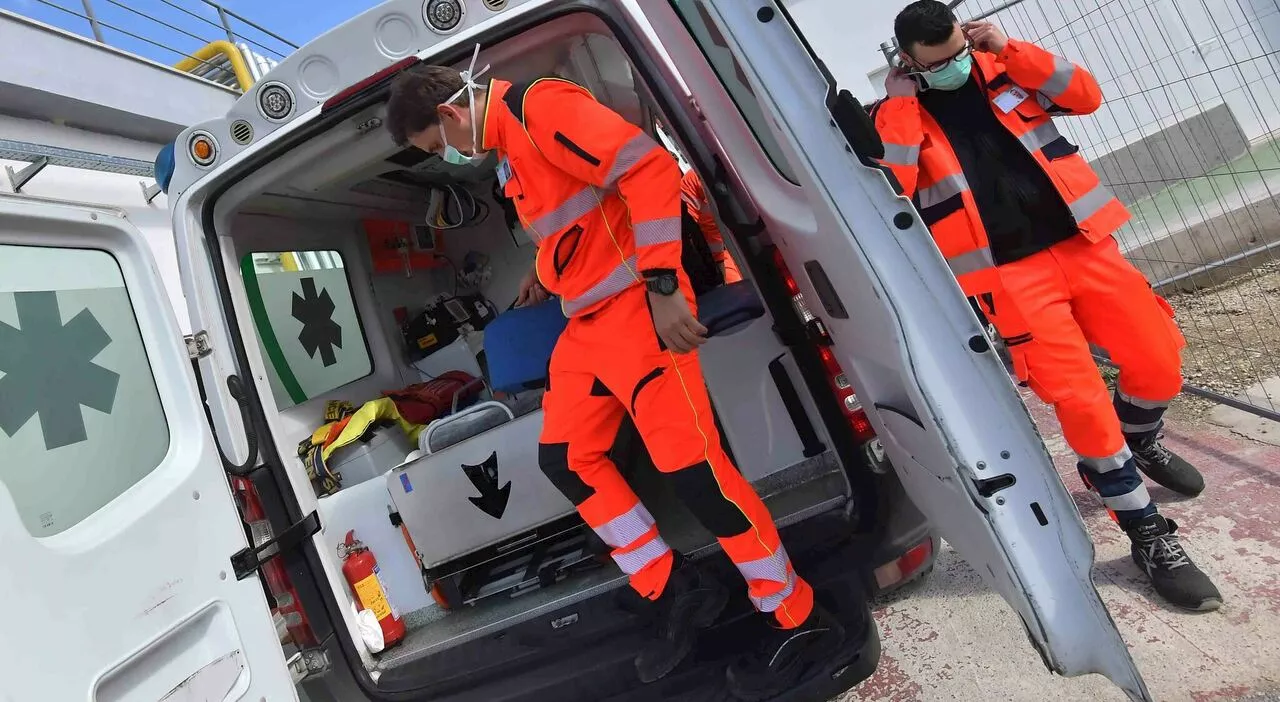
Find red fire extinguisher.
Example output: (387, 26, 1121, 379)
(339, 530, 405, 648)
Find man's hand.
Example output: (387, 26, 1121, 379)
(515, 265, 549, 307)
(964, 21, 1009, 55)
(885, 66, 918, 98)
(648, 291, 707, 354)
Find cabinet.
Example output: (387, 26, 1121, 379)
(362, 219, 445, 275)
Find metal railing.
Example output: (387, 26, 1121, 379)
(961, 0, 1280, 422)
(18, 0, 296, 90)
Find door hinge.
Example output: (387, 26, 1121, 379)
(230, 511, 320, 580)
(184, 330, 213, 359)
(287, 648, 331, 684)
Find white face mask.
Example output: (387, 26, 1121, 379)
(439, 44, 491, 166)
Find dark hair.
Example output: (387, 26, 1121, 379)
(384, 65, 467, 146)
(894, 0, 959, 55)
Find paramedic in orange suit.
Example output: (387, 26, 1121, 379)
(385, 58, 845, 698)
(681, 170, 743, 283)
(876, 1, 1220, 611)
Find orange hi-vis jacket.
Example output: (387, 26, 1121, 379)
(679, 171, 742, 284)
(873, 39, 1131, 296)
(481, 78, 683, 317)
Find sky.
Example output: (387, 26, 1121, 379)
(1, 0, 377, 67)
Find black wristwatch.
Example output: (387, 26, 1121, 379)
(644, 271, 679, 296)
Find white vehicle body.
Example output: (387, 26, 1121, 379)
(0, 1, 1151, 701)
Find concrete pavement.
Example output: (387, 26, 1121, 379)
(841, 394, 1280, 702)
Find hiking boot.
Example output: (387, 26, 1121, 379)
(634, 555, 729, 683)
(1127, 514, 1222, 612)
(726, 604, 845, 701)
(1130, 434, 1205, 497)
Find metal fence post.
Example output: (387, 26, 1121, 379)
(80, 0, 105, 42)
(216, 5, 236, 44)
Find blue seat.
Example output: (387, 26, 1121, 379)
(483, 299, 569, 395)
(697, 281, 765, 337)
(482, 282, 765, 395)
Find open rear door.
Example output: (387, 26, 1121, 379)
(626, 1, 1150, 699)
(0, 195, 296, 701)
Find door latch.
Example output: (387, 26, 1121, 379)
(230, 511, 321, 580)
(184, 330, 213, 359)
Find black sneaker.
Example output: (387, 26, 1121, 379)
(1131, 435, 1205, 497)
(725, 604, 845, 701)
(1127, 514, 1222, 612)
(634, 555, 729, 683)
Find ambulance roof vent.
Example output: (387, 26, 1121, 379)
(230, 120, 254, 145)
(482, 0, 508, 10)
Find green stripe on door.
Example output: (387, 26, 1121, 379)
(240, 255, 308, 404)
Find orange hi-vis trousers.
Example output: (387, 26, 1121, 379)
(977, 235, 1185, 525)
(537, 285, 814, 629)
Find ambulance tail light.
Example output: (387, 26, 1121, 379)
(231, 477, 317, 647)
(322, 57, 420, 113)
(874, 537, 934, 590)
(771, 249, 875, 443)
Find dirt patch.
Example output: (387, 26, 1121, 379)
(1163, 260, 1280, 422)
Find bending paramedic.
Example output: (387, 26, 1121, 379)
(875, 0, 1221, 611)
(384, 53, 849, 699)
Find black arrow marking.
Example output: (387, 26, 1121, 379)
(291, 277, 342, 367)
(461, 452, 511, 519)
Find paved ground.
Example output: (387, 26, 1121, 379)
(839, 393, 1280, 702)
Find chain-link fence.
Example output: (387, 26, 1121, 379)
(953, 0, 1280, 421)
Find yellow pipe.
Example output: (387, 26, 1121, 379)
(175, 40, 256, 91)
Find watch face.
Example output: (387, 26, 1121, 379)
(650, 274, 678, 296)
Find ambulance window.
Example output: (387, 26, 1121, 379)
(0, 244, 170, 537)
(239, 251, 372, 410)
(669, 0, 798, 183)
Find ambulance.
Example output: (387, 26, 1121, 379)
(0, 1, 1151, 700)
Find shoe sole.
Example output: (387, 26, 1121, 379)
(636, 586, 730, 684)
(1172, 597, 1223, 613)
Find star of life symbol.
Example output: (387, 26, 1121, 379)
(0, 291, 120, 450)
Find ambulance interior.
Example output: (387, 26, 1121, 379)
(215, 13, 860, 680)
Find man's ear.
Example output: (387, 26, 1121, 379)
(437, 104, 460, 124)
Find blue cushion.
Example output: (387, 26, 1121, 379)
(483, 300, 569, 394)
(697, 281, 765, 337)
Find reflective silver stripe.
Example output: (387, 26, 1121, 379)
(736, 547, 790, 585)
(1069, 183, 1116, 222)
(1036, 92, 1057, 110)
(1101, 484, 1152, 512)
(593, 502, 657, 548)
(614, 535, 671, 575)
(1079, 445, 1133, 474)
(562, 255, 642, 317)
(918, 173, 969, 208)
(528, 186, 600, 241)
(634, 216, 682, 248)
(882, 142, 920, 167)
(605, 133, 660, 187)
(1117, 390, 1170, 411)
(1019, 121, 1061, 153)
(749, 570, 797, 613)
(1121, 419, 1164, 434)
(947, 247, 995, 277)
(1040, 55, 1076, 99)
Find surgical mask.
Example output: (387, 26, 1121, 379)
(439, 44, 491, 166)
(921, 53, 973, 92)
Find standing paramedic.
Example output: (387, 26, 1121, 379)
(384, 56, 849, 699)
(876, 0, 1222, 610)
